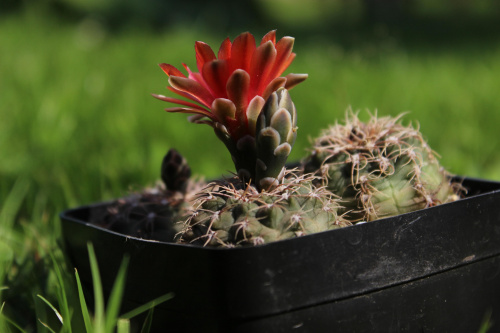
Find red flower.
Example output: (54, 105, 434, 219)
(153, 30, 307, 141)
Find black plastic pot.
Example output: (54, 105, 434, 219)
(60, 177, 500, 332)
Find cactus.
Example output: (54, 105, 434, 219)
(255, 87, 298, 190)
(153, 31, 307, 190)
(215, 87, 298, 190)
(178, 170, 350, 247)
(305, 112, 462, 222)
(161, 148, 192, 193)
(137, 31, 465, 247)
(92, 149, 203, 241)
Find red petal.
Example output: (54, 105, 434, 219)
(224, 117, 243, 139)
(182, 63, 215, 99)
(187, 71, 212, 94)
(165, 86, 208, 109)
(182, 63, 193, 76)
(230, 32, 256, 73)
(169, 76, 214, 108)
(284, 73, 308, 90)
(202, 60, 230, 99)
(195, 41, 216, 73)
(249, 41, 277, 97)
(159, 63, 186, 77)
(261, 30, 276, 45)
(261, 77, 287, 101)
(246, 95, 266, 136)
(268, 37, 295, 79)
(181, 64, 215, 99)
(152, 94, 210, 112)
(281, 52, 296, 75)
(164, 106, 216, 121)
(218, 37, 232, 60)
(226, 69, 250, 115)
(182, 63, 194, 75)
(188, 115, 215, 127)
(211, 98, 236, 122)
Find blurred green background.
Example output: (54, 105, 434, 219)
(1, 0, 500, 330)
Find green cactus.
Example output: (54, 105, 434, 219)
(92, 149, 203, 241)
(214, 87, 298, 191)
(178, 170, 350, 247)
(305, 112, 462, 222)
(255, 88, 298, 191)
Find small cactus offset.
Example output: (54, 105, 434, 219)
(254, 87, 298, 190)
(213, 87, 297, 190)
(178, 170, 350, 247)
(161, 148, 192, 193)
(92, 149, 203, 242)
(305, 112, 462, 222)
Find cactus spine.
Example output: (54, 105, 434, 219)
(178, 170, 349, 247)
(305, 112, 461, 222)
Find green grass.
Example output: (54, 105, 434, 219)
(1, 7, 500, 331)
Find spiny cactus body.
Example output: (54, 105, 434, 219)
(255, 88, 298, 190)
(92, 149, 203, 242)
(179, 171, 350, 247)
(214, 87, 298, 190)
(305, 112, 461, 222)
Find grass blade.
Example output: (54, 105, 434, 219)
(49, 252, 72, 333)
(0, 178, 30, 310)
(87, 243, 105, 333)
(478, 310, 493, 333)
(75, 269, 93, 333)
(0, 178, 30, 229)
(0, 311, 27, 333)
(1, 301, 28, 333)
(38, 319, 57, 333)
(36, 295, 64, 325)
(104, 255, 129, 333)
(139, 308, 154, 333)
(120, 293, 174, 320)
(59, 171, 78, 209)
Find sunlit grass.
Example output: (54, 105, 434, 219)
(1, 8, 500, 331)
